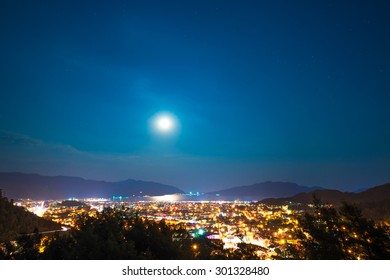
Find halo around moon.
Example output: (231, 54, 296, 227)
(151, 112, 179, 135)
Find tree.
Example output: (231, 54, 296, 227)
(299, 201, 347, 259)
(339, 202, 390, 259)
(12, 234, 42, 260)
(40, 208, 197, 259)
(294, 198, 390, 260)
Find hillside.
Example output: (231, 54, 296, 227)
(0, 172, 184, 200)
(206, 181, 321, 201)
(261, 183, 390, 221)
(0, 197, 61, 242)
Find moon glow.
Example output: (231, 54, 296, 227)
(152, 112, 178, 134)
(156, 116, 174, 131)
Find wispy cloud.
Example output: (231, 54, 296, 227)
(0, 130, 43, 146)
(0, 130, 138, 160)
(0, 130, 143, 180)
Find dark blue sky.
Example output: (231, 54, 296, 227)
(1, 1, 389, 191)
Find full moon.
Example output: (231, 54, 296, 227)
(156, 115, 174, 131)
(152, 112, 178, 134)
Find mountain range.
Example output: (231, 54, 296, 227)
(0, 172, 325, 200)
(1, 172, 389, 210)
(0, 172, 184, 200)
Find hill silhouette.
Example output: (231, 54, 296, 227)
(0, 196, 61, 242)
(261, 183, 390, 221)
(0, 172, 184, 200)
(206, 181, 321, 201)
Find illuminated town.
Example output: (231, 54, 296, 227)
(13, 197, 313, 259)
(0, 187, 385, 261)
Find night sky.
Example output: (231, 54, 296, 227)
(1, 1, 389, 192)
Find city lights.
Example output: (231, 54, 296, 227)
(9, 196, 388, 261)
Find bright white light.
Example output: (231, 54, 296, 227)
(32, 201, 47, 217)
(156, 116, 174, 131)
(151, 194, 181, 202)
(152, 112, 178, 134)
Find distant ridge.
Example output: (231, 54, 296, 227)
(0, 172, 184, 200)
(206, 181, 322, 201)
(260, 183, 390, 221)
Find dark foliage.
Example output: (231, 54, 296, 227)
(0, 197, 61, 242)
(2, 201, 388, 260)
(290, 198, 390, 259)
(1, 208, 267, 260)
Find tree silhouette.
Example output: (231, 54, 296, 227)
(339, 202, 390, 259)
(0, 198, 60, 242)
(294, 198, 390, 259)
(40, 209, 198, 259)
